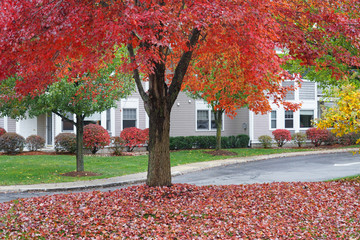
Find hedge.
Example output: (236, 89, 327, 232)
(169, 135, 249, 150)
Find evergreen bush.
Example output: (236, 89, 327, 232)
(0, 132, 25, 154)
(26, 135, 45, 151)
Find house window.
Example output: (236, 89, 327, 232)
(62, 113, 74, 131)
(84, 113, 101, 126)
(300, 110, 314, 128)
(271, 111, 277, 128)
(197, 110, 209, 130)
(197, 110, 223, 130)
(123, 108, 137, 129)
(106, 109, 111, 131)
(285, 110, 294, 128)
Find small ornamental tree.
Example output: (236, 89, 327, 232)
(272, 129, 291, 147)
(0, 128, 6, 137)
(83, 124, 111, 154)
(120, 128, 149, 152)
(26, 135, 45, 151)
(306, 128, 329, 147)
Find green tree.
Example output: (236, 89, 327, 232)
(0, 52, 134, 172)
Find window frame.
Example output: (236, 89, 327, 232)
(299, 109, 314, 129)
(270, 110, 277, 129)
(284, 110, 294, 129)
(196, 109, 224, 131)
(62, 113, 74, 132)
(122, 108, 137, 130)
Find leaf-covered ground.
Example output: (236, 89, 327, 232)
(1, 182, 359, 239)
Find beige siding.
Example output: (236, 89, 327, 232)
(253, 113, 272, 141)
(170, 93, 249, 137)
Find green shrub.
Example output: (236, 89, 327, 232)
(258, 135, 272, 148)
(169, 135, 250, 150)
(0, 132, 25, 154)
(292, 132, 307, 147)
(237, 134, 250, 148)
(54, 133, 76, 153)
(170, 136, 193, 150)
(26, 135, 45, 151)
(196, 136, 216, 149)
(110, 136, 125, 155)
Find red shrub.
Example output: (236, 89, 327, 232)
(306, 128, 329, 147)
(0, 128, 6, 137)
(272, 129, 291, 147)
(83, 124, 111, 154)
(0, 132, 25, 154)
(120, 127, 149, 152)
(26, 135, 45, 151)
(55, 133, 76, 153)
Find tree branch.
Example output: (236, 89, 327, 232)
(126, 43, 149, 105)
(168, 28, 201, 107)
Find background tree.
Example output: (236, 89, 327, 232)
(1, 0, 359, 186)
(185, 47, 299, 151)
(0, 51, 134, 172)
(316, 82, 360, 143)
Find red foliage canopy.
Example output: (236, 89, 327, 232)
(1, 0, 359, 95)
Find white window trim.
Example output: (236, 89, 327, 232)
(195, 100, 224, 131)
(284, 110, 294, 130)
(269, 110, 277, 130)
(299, 109, 315, 129)
(121, 98, 139, 130)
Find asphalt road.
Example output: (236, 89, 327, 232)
(1, 152, 359, 203)
(173, 151, 360, 185)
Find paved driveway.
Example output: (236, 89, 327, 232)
(173, 152, 360, 185)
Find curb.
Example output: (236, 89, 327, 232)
(0, 148, 357, 193)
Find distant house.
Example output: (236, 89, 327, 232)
(0, 80, 323, 148)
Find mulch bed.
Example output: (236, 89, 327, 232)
(205, 150, 238, 156)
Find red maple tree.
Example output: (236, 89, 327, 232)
(1, 0, 359, 186)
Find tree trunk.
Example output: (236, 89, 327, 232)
(75, 115, 84, 172)
(146, 104, 172, 186)
(214, 110, 223, 151)
(146, 62, 172, 187)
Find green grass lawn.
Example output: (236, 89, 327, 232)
(0, 147, 338, 186)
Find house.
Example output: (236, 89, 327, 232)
(0, 80, 323, 148)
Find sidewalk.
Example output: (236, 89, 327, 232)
(0, 148, 357, 193)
